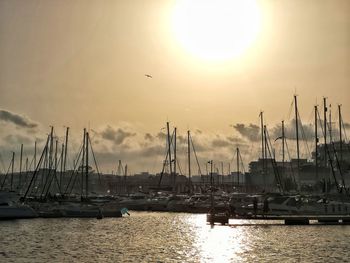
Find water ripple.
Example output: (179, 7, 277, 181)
(1, 212, 350, 262)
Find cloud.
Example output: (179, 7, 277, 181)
(4, 134, 32, 145)
(232, 123, 260, 141)
(156, 131, 167, 140)
(177, 135, 187, 145)
(89, 125, 253, 173)
(270, 119, 316, 141)
(0, 120, 264, 174)
(100, 125, 136, 145)
(144, 133, 154, 141)
(211, 138, 231, 148)
(227, 136, 245, 144)
(0, 109, 38, 128)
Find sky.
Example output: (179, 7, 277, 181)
(0, 0, 349, 174)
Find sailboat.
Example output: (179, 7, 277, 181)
(0, 191, 37, 219)
(0, 152, 38, 219)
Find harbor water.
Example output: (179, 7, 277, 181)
(1, 212, 350, 262)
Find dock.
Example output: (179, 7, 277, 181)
(208, 213, 350, 225)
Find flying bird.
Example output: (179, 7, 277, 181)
(145, 74, 152, 78)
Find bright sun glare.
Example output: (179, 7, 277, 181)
(172, 0, 262, 62)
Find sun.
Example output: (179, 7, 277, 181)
(171, 0, 262, 62)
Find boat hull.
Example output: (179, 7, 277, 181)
(0, 206, 38, 219)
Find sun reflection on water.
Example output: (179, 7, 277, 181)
(187, 215, 246, 262)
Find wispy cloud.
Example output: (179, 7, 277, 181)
(99, 125, 136, 145)
(0, 109, 38, 129)
(232, 123, 260, 142)
(270, 119, 314, 141)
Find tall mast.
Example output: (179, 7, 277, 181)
(294, 95, 300, 191)
(260, 111, 264, 160)
(124, 164, 127, 194)
(19, 144, 23, 191)
(338, 104, 343, 162)
(221, 162, 224, 186)
(117, 160, 122, 175)
(187, 130, 191, 192)
(263, 126, 267, 190)
(10, 152, 14, 192)
(323, 98, 328, 194)
(34, 141, 37, 169)
(63, 127, 69, 173)
(323, 97, 327, 167)
(209, 160, 213, 209)
(24, 157, 28, 187)
(54, 139, 58, 194)
(42, 137, 48, 189)
(329, 104, 333, 142)
(49, 126, 54, 171)
(209, 160, 213, 188)
(81, 129, 86, 198)
(173, 127, 177, 190)
(236, 148, 240, 186)
(166, 122, 173, 178)
(60, 143, 64, 192)
(315, 105, 318, 182)
(85, 131, 89, 198)
(260, 111, 265, 191)
(282, 120, 285, 173)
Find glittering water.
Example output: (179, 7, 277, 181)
(1, 212, 350, 262)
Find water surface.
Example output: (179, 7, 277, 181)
(1, 212, 349, 262)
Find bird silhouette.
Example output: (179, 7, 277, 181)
(145, 74, 152, 78)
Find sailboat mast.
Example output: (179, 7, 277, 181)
(19, 144, 23, 190)
(221, 162, 223, 186)
(24, 157, 28, 188)
(63, 127, 69, 173)
(42, 137, 48, 189)
(338, 104, 343, 162)
(54, 139, 58, 194)
(282, 120, 285, 172)
(60, 143, 64, 192)
(329, 104, 333, 142)
(187, 130, 191, 192)
(85, 131, 89, 198)
(260, 111, 264, 160)
(315, 105, 318, 182)
(81, 129, 86, 198)
(49, 126, 54, 171)
(264, 125, 267, 191)
(124, 164, 127, 194)
(260, 112, 266, 191)
(34, 141, 37, 169)
(174, 127, 177, 190)
(236, 148, 240, 186)
(10, 152, 14, 192)
(323, 97, 327, 167)
(166, 122, 173, 177)
(294, 95, 300, 191)
(210, 160, 213, 188)
(209, 160, 213, 208)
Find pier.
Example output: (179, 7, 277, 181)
(208, 213, 350, 225)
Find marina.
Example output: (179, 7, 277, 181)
(1, 0, 350, 261)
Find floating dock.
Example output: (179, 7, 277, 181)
(208, 214, 350, 225)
